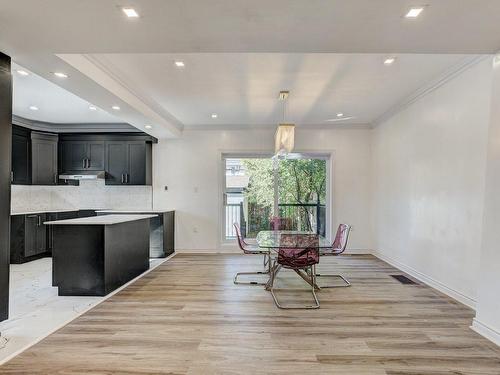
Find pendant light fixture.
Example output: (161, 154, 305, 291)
(275, 90, 295, 156)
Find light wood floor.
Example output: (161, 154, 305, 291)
(1, 254, 499, 374)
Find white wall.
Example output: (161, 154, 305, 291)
(371, 58, 493, 307)
(152, 128, 372, 251)
(473, 55, 500, 345)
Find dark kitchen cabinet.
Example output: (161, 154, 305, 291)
(31, 132, 58, 185)
(78, 210, 97, 218)
(105, 141, 151, 185)
(60, 140, 105, 172)
(11, 213, 48, 263)
(105, 141, 128, 185)
(11, 125, 31, 185)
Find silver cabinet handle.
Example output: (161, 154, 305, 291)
(54, 173, 57, 184)
(83, 159, 86, 169)
(86, 158, 90, 169)
(121, 174, 124, 184)
(37, 215, 41, 226)
(125, 173, 129, 184)
(10, 171, 13, 183)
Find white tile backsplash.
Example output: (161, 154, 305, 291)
(11, 180, 152, 213)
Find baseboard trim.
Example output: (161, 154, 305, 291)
(175, 248, 373, 255)
(372, 251, 476, 310)
(176, 248, 241, 254)
(472, 318, 500, 347)
(345, 248, 372, 255)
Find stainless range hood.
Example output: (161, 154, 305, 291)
(59, 171, 106, 180)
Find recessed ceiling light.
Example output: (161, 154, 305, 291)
(145, 125, 153, 129)
(384, 57, 396, 65)
(174, 61, 185, 68)
(122, 7, 139, 18)
(16, 70, 29, 76)
(53, 72, 68, 78)
(112, 105, 121, 110)
(405, 7, 424, 18)
(89, 105, 97, 111)
(211, 113, 218, 119)
(29, 106, 39, 111)
(337, 113, 344, 117)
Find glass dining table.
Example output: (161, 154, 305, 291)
(255, 230, 331, 290)
(256, 230, 331, 249)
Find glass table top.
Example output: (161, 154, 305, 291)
(256, 230, 332, 249)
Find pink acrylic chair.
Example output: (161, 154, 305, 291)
(233, 223, 271, 285)
(269, 233, 320, 309)
(270, 216, 293, 231)
(316, 223, 352, 288)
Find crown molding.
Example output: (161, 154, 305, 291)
(372, 55, 492, 128)
(12, 115, 139, 133)
(183, 122, 371, 131)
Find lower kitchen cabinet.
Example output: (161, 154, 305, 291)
(10, 213, 49, 263)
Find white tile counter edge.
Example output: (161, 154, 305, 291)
(0, 252, 176, 366)
(44, 214, 158, 225)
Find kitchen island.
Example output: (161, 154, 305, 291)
(96, 210, 175, 258)
(45, 214, 156, 296)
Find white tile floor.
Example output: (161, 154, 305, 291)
(0, 257, 166, 364)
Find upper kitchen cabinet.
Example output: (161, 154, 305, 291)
(11, 125, 31, 185)
(31, 132, 58, 185)
(59, 140, 105, 172)
(105, 140, 152, 185)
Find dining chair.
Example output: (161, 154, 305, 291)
(316, 223, 352, 288)
(233, 223, 271, 285)
(269, 233, 320, 309)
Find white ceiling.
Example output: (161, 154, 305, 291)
(12, 64, 121, 124)
(1, 0, 500, 54)
(1, 0, 499, 138)
(86, 53, 472, 127)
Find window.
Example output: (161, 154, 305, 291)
(222, 154, 330, 241)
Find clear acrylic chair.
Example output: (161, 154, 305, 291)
(316, 224, 352, 288)
(269, 233, 320, 309)
(233, 223, 271, 285)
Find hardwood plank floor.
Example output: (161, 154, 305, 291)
(1, 254, 499, 374)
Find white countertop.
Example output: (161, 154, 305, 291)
(11, 208, 110, 216)
(44, 214, 158, 226)
(96, 209, 175, 214)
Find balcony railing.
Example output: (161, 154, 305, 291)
(226, 202, 326, 239)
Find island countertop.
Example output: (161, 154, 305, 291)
(95, 209, 175, 214)
(44, 214, 157, 226)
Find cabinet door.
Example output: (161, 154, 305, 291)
(126, 142, 146, 185)
(87, 142, 105, 171)
(24, 215, 38, 257)
(35, 214, 47, 255)
(61, 141, 87, 171)
(105, 142, 127, 185)
(32, 134, 58, 185)
(11, 132, 31, 184)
